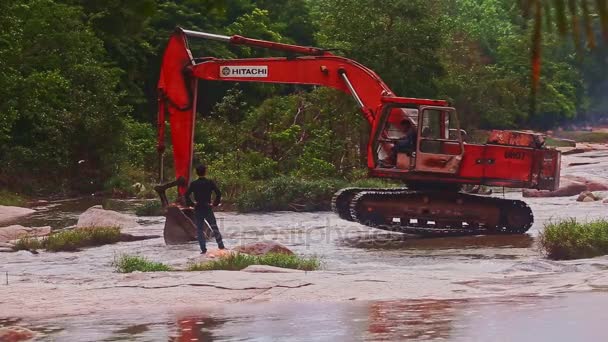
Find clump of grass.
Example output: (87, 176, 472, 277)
(113, 254, 173, 273)
(544, 137, 576, 147)
(188, 253, 321, 271)
(12, 236, 44, 251)
(135, 200, 164, 217)
(13, 226, 122, 252)
(538, 218, 608, 260)
(0, 189, 28, 207)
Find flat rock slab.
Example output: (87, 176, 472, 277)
(0, 225, 51, 243)
(77, 205, 138, 229)
(0, 206, 35, 225)
(242, 265, 304, 273)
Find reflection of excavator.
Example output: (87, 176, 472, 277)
(156, 27, 561, 242)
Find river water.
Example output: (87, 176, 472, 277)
(1, 148, 608, 341)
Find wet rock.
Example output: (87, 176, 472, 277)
(242, 265, 303, 273)
(206, 248, 234, 258)
(119, 234, 160, 242)
(577, 191, 599, 202)
(523, 176, 608, 198)
(0, 206, 35, 225)
(233, 241, 294, 256)
(77, 205, 138, 229)
(0, 241, 15, 252)
(562, 147, 595, 155)
(0, 225, 51, 243)
(0, 326, 36, 341)
(163, 206, 212, 245)
(568, 162, 599, 167)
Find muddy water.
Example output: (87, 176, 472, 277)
(1, 293, 607, 341)
(2, 148, 608, 341)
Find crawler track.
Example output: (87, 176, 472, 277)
(332, 188, 533, 237)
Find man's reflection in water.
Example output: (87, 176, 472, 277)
(170, 315, 227, 342)
(368, 300, 462, 340)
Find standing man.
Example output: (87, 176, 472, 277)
(184, 164, 225, 254)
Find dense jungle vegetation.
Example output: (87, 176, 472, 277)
(1, 0, 607, 202)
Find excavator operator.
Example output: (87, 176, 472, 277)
(184, 164, 225, 254)
(394, 119, 417, 158)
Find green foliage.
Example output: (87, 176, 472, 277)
(539, 219, 608, 260)
(135, 200, 164, 217)
(13, 226, 122, 252)
(0, 0, 127, 194)
(187, 252, 321, 271)
(313, 0, 444, 97)
(439, 0, 586, 130)
(235, 177, 343, 212)
(113, 254, 173, 273)
(235, 176, 398, 212)
(1, 0, 605, 200)
(0, 190, 28, 207)
(544, 137, 576, 147)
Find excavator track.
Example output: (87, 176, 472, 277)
(332, 187, 408, 221)
(333, 188, 533, 237)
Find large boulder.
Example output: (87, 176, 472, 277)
(0, 206, 35, 225)
(0, 326, 36, 341)
(233, 241, 294, 256)
(0, 225, 51, 243)
(77, 205, 138, 229)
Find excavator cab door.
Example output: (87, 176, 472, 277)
(414, 106, 464, 174)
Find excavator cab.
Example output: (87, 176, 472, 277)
(373, 103, 464, 175)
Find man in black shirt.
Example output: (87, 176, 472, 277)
(184, 164, 225, 254)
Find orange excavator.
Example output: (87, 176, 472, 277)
(156, 27, 561, 243)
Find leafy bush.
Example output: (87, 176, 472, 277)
(235, 177, 343, 212)
(113, 255, 173, 273)
(13, 227, 122, 252)
(135, 200, 164, 217)
(235, 176, 399, 212)
(188, 253, 321, 271)
(539, 219, 608, 260)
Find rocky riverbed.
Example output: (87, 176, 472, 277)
(1, 145, 608, 341)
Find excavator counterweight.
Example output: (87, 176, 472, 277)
(156, 27, 561, 243)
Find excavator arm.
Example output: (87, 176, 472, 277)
(157, 27, 442, 194)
